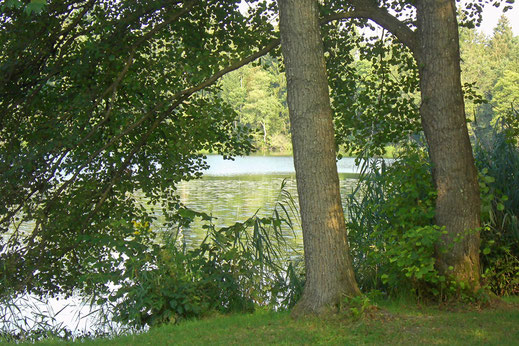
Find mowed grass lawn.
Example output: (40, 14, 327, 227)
(32, 297, 519, 345)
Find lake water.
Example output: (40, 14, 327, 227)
(202, 155, 363, 176)
(174, 155, 361, 249)
(1, 155, 363, 337)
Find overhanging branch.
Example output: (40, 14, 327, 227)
(322, 4, 420, 61)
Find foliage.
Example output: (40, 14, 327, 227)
(0, 0, 276, 299)
(324, 22, 422, 158)
(103, 182, 303, 328)
(492, 70, 519, 118)
(346, 145, 442, 297)
(346, 124, 519, 298)
(220, 56, 291, 153)
(339, 295, 373, 319)
(460, 15, 519, 137)
(1, 0, 48, 14)
(475, 120, 519, 296)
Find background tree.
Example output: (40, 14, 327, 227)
(220, 57, 291, 153)
(461, 15, 519, 142)
(493, 70, 519, 117)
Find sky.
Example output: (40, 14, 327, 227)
(479, 2, 519, 36)
(239, 1, 518, 37)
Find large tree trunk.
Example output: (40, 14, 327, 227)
(416, 0, 481, 289)
(278, 0, 360, 316)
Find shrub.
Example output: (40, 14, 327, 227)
(346, 120, 519, 299)
(475, 120, 519, 296)
(104, 182, 304, 328)
(346, 145, 442, 298)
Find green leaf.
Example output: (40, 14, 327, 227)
(4, 0, 22, 8)
(25, 0, 46, 14)
(483, 175, 495, 184)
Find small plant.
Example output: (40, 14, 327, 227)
(339, 295, 373, 320)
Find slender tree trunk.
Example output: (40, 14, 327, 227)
(416, 0, 481, 289)
(261, 121, 268, 148)
(278, 0, 360, 316)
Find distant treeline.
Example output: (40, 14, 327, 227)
(219, 15, 519, 154)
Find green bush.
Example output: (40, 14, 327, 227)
(346, 146, 442, 298)
(104, 183, 304, 328)
(346, 128, 519, 298)
(475, 121, 519, 296)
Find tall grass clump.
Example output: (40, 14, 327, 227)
(0, 293, 125, 343)
(0, 295, 74, 343)
(475, 114, 519, 296)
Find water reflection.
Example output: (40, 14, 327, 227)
(175, 174, 358, 251)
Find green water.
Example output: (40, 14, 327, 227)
(173, 173, 359, 251)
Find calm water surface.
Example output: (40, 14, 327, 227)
(202, 155, 363, 176)
(173, 155, 361, 248)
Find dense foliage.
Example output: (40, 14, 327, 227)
(220, 56, 290, 153)
(346, 146, 442, 298)
(109, 200, 303, 327)
(475, 118, 519, 296)
(461, 15, 519, 135)
(325, 24, 422, 158)
(347, 127, 519, 299)
(0, 0, 277, 298)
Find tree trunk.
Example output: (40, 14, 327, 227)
(261, 120, 268, 148)
(416, 0, 481, 289)
(278, 0, 361, 316)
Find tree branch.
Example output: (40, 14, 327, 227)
(322, 4, 420, 61)
(27, 36, 281, 240)
(178, 38, 281, 98)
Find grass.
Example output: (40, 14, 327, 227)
(21, 296, 519, 345)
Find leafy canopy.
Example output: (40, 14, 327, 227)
(0, 0, 276, 297)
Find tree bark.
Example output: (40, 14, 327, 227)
(278, 0, 361, 316)
(416, 0, 481, 289)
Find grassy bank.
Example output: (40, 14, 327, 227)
(27, 297, 519, 345)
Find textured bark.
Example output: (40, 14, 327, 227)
(279, 0, 360, 316)
(416, 0, 481, 288)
